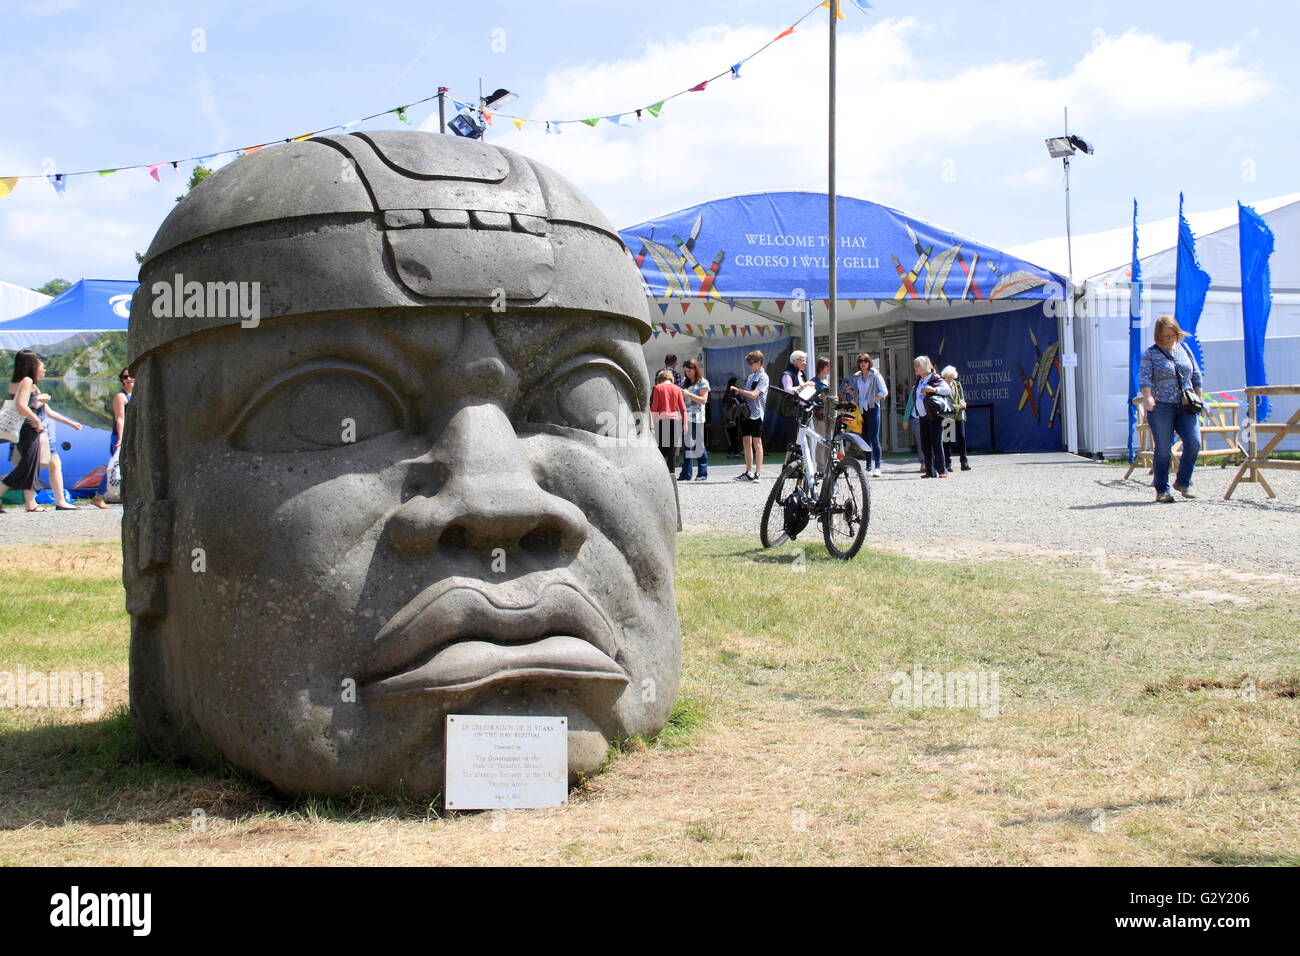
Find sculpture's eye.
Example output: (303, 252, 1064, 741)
(525, 360, 637, 435)
(231, 368, 404, 452)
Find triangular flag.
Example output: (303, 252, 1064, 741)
(98, 169, 117, 177)
(0, 178, 17, 198)
(292, 133, 313, 142)
(47, 174, 65, 197)
(751, 301, 761, 311)
(848, 299, 858, 309)
(732, 325, 739, 335)
(775, 300, 786, 313)
(703, 302, 715, 314)
(606, 114, 630, 127)
(581, 117, 600, 127)
(823, 299, 832, 310)
(657, 303, 670, 315)
(242, 145, 264, 155)
(688, 81, 708, 93)
(395, 107, 411, 125)
(731, 62, 743, 79)
(743, 325, 752, 335)
(340, 119, 362, 132)
(147, 164, 162, 181)
(452, 100, 474, 111)
(680, 303, 690, 314)
(669, 328, 677, 337)
(727, 300, 737, 311)
(547, 121, 562, 134)
(707, 325, 716, 336)
(774, 26, 795, 41)
(821, 1, 846, 18)
(513, 118, 525, 131)
(646, 101, 664, 118)
(481, 111, 493, 126)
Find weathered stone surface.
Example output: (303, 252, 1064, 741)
(123, 131, 679, 798)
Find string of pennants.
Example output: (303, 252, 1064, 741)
(0, 0, 871, 199)
(652, 322, 780, 339)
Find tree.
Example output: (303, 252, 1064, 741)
(133, 165, 215, 264)
(175, 165, 212, 204)
(34, 278, 71, 296)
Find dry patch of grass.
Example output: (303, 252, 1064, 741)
(0, 536, 1296, 866)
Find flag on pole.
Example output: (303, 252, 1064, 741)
(1238, 202, 1275, 422)
(1174, 192, 1211, 371)
(1127, 199, 1143, 463)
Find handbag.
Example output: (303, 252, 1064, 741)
(105, 447, 122, 503)
(0, 399, 24, 443)
(1161, 344, 1205, 415)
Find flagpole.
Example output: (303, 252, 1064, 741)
(1061, 106, 1080, 454)
(827, 0, 839, 406)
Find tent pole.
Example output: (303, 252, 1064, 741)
(827, 0, 839, 407)
(1061, 106, 1080, 454)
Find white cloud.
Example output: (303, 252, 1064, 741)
(447, 17, 1271, 229)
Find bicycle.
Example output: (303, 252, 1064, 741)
(759, 384, 871, 560)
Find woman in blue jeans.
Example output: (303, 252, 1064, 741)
(840, 352, 888, 476)
(1139, 315, 1202, 503)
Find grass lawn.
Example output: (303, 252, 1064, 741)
(0, 537, 1295, 866)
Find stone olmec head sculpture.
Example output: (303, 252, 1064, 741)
(123, 130, 680, 797)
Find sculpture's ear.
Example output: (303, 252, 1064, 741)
(122, 354, 192, 759)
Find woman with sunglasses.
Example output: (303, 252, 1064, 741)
(840, 353, 888, 477)
(91, 367, 133, 509)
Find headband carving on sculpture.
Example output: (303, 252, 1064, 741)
(123, 131, 678, 797)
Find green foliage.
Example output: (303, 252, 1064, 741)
(33, 278, 71, 297)
(175, 164, 211, 203)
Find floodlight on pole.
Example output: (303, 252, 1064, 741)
(1044, 107, 1092, 456)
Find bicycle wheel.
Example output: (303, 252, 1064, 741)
(760, 461, 802, 548)
(822, 457, 869, 559)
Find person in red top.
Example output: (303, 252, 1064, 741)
(650, 369, 687, 472)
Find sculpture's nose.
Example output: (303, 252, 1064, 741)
(386, 401, 588, 558)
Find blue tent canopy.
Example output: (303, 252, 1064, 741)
(0, 279, 136, 351)
(620, 191, 1065, 306)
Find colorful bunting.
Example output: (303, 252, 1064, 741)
(2, 1, 829, 189)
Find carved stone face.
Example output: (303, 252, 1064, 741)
(135, 308, 678, 796)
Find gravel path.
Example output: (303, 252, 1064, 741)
(679, 452, 1300, 576)
(3, 454, 1295, 576)
(0, 504, 122, 546)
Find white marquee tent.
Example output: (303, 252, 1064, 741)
(1009, 193, 1300, 456)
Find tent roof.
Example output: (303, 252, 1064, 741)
(620, 191, 1066, 308)
(0, 278, 136, 351)
(1007, 193, 1300, 291)
(0, 280, 51, 323)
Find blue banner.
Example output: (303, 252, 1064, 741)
(1238, 202, 1274, 422)
(1174, 192, 1210, 371)
(913, 305, 1063, 452)
(621, 192, 1066, 303)
(1128, 199, 1143, 462)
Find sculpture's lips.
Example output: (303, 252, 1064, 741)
(361, 574, 626, 699)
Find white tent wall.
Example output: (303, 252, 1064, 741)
(1018, 194, 1300, 458)
(0, 280, 50, 323)
(1077, 282, 1300, 455)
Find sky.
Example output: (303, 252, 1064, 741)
(2, 0, 1297, 290)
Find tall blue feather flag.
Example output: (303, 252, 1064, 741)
(1174, 192, 1210, 371)
(1238, 202, 1274, 422)
(1127, 199, 1142, 462)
